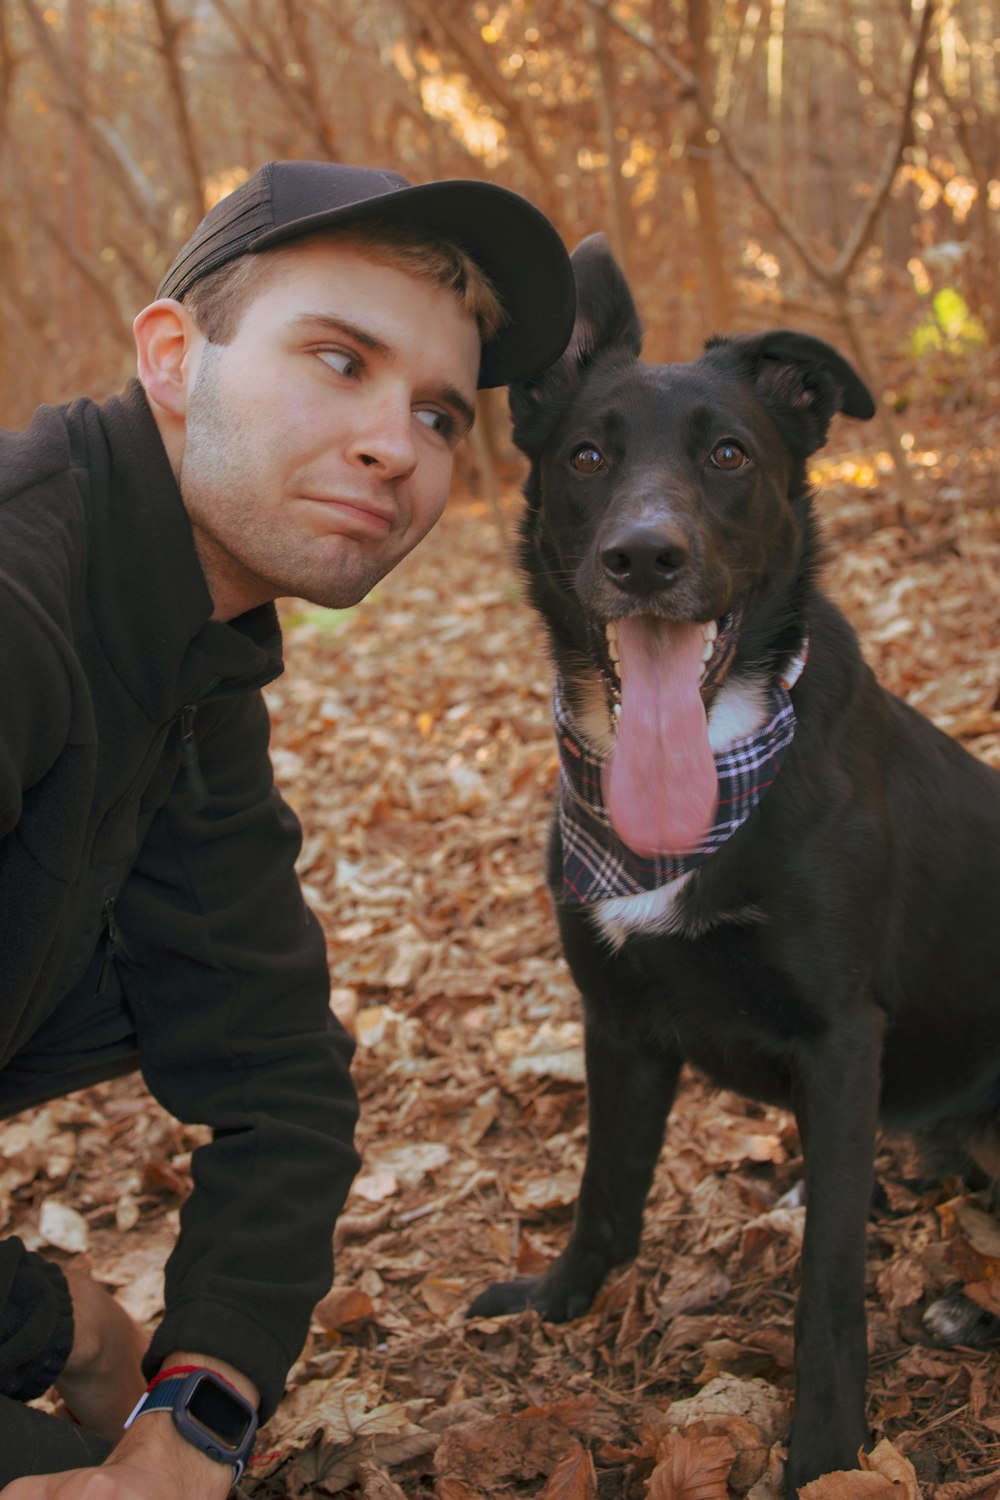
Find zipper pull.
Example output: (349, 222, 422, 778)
(179, 705, 209, 808)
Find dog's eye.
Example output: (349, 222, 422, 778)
(570, 444, 605, 474)
(711, 441, 749, 471)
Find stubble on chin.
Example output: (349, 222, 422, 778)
(179, 350, 389, 613)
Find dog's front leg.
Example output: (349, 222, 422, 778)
(469, 1001, 682, 1321)
(785, 1008, 884, 1493)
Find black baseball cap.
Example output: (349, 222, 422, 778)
(156, 160, 576, 389)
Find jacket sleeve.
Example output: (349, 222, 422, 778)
(0, 1239, 74, 1400)
(114, 689, 359, 1421)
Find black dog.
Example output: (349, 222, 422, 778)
(470, 236, 1000, 1490)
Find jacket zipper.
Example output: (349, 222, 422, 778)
(97, 895, 120, 992)
(179, 704, 209, 808)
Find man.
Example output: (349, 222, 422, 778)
(0, 160, 575, 1497)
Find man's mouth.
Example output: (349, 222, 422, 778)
(307, 496, 393, 534)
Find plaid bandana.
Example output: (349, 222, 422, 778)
(555, 647, 807, 906)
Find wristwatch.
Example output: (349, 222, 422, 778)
(125, 1367, 258, 1481)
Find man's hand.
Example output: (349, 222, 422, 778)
(55, 1266, 148, 1440)
(0, 1410, 236, 1499)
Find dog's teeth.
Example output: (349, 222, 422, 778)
(605, 624, 620, 667)
(704, 621, 718, 643)
(699, 661, 707, 680)
(701, 639, 714, 662)
(612, 702, 621, 721)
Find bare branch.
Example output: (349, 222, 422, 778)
(581, 0, 830, 281)
(831, 0, 936, 282)
(149, 0, 206, 226)
(19, 0, 164, 235)
(407, 0, 552, 186)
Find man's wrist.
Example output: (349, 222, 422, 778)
(111, 1407, 240, 1499)
(157, 1349, 259, 1409)
(125, 1352, 260, 1486)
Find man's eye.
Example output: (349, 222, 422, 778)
(570, 444, 605, 473)
(415, 409, 454, 438)
(710, 440, 749, 470)
(317, 349, 362, 378)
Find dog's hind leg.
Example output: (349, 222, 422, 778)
(784, 1007, 884, 1493)
(469, 1004, 681, 1320)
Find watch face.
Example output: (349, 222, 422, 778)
(186, 1372, 255, 1449)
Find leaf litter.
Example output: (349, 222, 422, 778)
(2, 403, 999, 1497)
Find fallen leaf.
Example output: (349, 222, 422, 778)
(435, 1411, 577, 1487)
(357, 1458, 410, 1499)
(876, 1255, 926, 1315)
(538, 1441, 597, 1499)
(38, 1199, 90, 1254)
(798, 1439, 921, 1499)
(508, 1170, 580, 1214)
(662, 1376, 791, 1488)
(314, 1286, 376, 1332)
(647, 1427, 735, 1499)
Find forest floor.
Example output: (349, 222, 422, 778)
(3, 393, 1000, 1499)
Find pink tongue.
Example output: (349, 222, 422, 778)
(602, 617, 718, 857)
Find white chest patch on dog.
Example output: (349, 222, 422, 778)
(707, 676, 771, 752)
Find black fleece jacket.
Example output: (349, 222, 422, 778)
(0, 380, 360, 1420)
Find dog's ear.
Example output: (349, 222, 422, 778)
(707, 329, 875, 454)
(509, 234, 642, 456)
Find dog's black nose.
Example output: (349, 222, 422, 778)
(600, 524, 689, 594)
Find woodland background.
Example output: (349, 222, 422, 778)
(2, 1, 1000, 1497)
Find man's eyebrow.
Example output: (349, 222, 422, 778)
(290, 312, 392, 359)
(291, 311, 477, 435)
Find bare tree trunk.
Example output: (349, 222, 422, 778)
(585, 0, 935, 515)
(587, 9, 634, 282)
(683, 0, 733, 335)
(150, 0, 206, 227)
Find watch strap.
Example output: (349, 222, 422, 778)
(125, 1367, 258, 1481)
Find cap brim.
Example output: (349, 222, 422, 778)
(249, 179, 575, 389)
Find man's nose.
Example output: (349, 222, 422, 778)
(349, 390, 417, 479)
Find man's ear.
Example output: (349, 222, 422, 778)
(133, 298, 202, 419)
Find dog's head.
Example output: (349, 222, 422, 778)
(511, 235, 874, 858)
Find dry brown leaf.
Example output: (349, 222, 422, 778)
(507, 1170, 580, 1214)
(662, 1376, 791, 1488)
(955, 1203, 1000, 1259)
(538, 1441, 597, 1499)
(797, 1439, 920, 1499)
(798, 1474, 900, 1499)
(254, 1382, 436, 1484)
(876, 1255, 926, 1315)
(38, 1199, 90, 1253)
(357, 1459, 410, 1499)
(435, 1412, 577, 1486)
(860, 1440, 921, 1495)
(313, 1286, 376, 1332)
(420, 1276, 467, 1318)
(647, 1427, 735, 1500)
(434, 1479, 488, 1500)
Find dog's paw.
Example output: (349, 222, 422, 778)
(467, 1277, 542, 1319)
(467, 1273, 595, 1322)
(924, 1287, 1000, 1349)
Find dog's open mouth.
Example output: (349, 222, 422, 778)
(591, 611, 740, 860)
(599, 610, 739, 712)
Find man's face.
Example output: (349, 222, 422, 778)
(177, 237, 481, 618)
